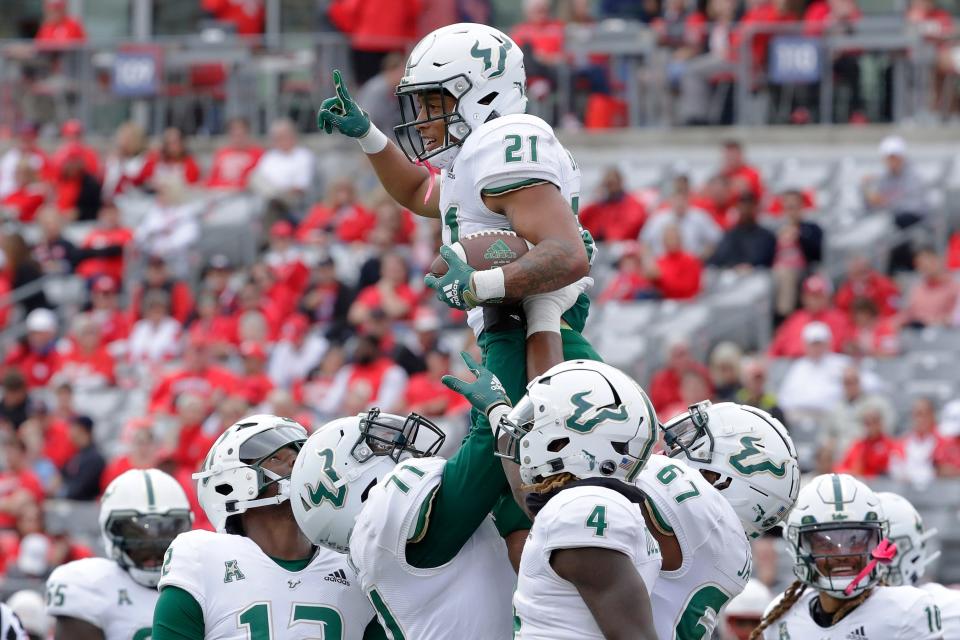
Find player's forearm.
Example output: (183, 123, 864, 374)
(501, 238, 588, 298)
(366, 142, 439, 218)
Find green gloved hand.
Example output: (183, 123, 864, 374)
(423, 245, 482, 310)
(442, 352, 510, 417)
(316, 69, 371, 138)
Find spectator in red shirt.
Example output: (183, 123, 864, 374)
(849, 298, 899, 357)
(835, 398, 901, 477)
(328, 0, 421, 83)
(649, 224, 703, 299)
(317, 335, 408, 415)
(168, 393, 215, 475)
(88, 275, 132, 346)
(691, 175, 733, 228)
(130, 255, 195, 324)
(649, 337, 713, 409)
(205, 117, 263, 190)
(891, 397, 957, 486)
(238, 341, 275, 406)
(298, 178, 376, 244)
(74, 203, 133, 283)
(31, 397, 74, 471)
(5, 309, 61, 389)
(101, 121, 147, 198)
(148, 335, 239, 414)
(660, 370, 714, 423)
(349, 252, 419, 325)
(54, 314, 115, 390)
(264, 221, 310, 299)
(768, 274, 851, 357)
(99, 419, 157, 492)
(835, 254, 900, 318)
(404, 349, 470, 417)
(901, 247, 960, 328)
(50, 120, 100, 179)
(51, 144, 102, 221)
(579, 167, 648, 241)
(0, 161, 46, 223)
(720, 140, 765, 205)
(366, 197, 416, 246)
(136, 127, 201, 189)
(599, 243, 654, 302)
(202, 0, 265, 35)
(511, 0, 566, 64)
(34, 0, 86, 46)
(0, 435, 45, 529)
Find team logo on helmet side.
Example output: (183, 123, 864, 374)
(302, 449, 347, 510)
(469, 39, 511, 78)
(728, 436, 787, 477)
(565, 391, 630, 434)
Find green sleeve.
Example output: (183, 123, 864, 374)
(363, 616, 389, 640)
(152, 586, 205, 640)
(406, 414, 517, 569)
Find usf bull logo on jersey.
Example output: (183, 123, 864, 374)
(728, 436, 787, 477)
(565, 391, 630, 434)
(302, 449, 347, 510)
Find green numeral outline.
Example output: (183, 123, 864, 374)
(586, 505, 608, 537)
(238, 602, 272, 640)
(370, 589, 406, 640)
(503, 135, 540, 163)
(926, 605, 942, 632)
(443, 205, 460, 243)
(656, 463, 702, 505)
(675, 585, 731, 640)
(237, 602, 344, 639)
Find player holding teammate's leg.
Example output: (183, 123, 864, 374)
(315, 22, 600, 559)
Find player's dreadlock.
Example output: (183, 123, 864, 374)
(830, 588, 874, 625)
(523, 472, 578, 495)
(748, 580, 806, 640)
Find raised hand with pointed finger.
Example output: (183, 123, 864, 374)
(316, 69, 371, 138)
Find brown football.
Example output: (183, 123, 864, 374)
(429, 230, 530, 304)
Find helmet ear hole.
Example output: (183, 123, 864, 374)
(360, 478, 378, 503)
(215, 483, 233, 496)
(611, 441, 628, 455)
(477, 91, 498, 105)
(547, 437, 569, 453)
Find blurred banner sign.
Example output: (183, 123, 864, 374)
(769, 37, 821, 84)
(112, 46, 163, 97)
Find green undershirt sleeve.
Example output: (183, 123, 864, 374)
(363, 615, 389, 640)
(152, 586, 204, 640)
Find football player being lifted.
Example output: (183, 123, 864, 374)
(290, 398, 517, 640)
(878, 491, 960, 638)
(753, 474, 943, 640)
(46, 469, 192, 640)
(646, 401, 799, 640)
(152, 415, 386, 640)
(316, 23, 600, 561)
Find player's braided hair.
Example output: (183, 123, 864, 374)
(829, 588, 874, 625)
(748, 580, 806, 640)
(523, 472, 578, 495)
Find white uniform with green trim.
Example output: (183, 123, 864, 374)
(348, 456, 515, 640)
(762, 585, 944, 639)
(159, 529, 376, 639)
(438, 112, 590, 337)
(46, 557, 156, 640)
(922, 583, 960, 639)
(514, 485, 662, 639)
(634, 455, 750, 640)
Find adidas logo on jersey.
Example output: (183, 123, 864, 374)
(845, 626, 868, 640)
(324, 569, 351, 586)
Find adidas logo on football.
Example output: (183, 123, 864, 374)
(324, 569, 351, 586)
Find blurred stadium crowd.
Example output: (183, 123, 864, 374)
(1, 0, 960, 633)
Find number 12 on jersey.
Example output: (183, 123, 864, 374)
(238, 602, 343, 639)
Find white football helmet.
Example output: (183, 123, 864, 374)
(6, 590, 51, 639)
(786, 474, 889, 600)
(497, 360, 658, 485)
(0, 603, 27, 640)
(193, 414, 308, 533)
(291, 409, 444, 553)
(876, 492, 940, 586)
(395, 22, 526, 167)
(662, 401, 800, 539)
(719, 579, 773, 640)
(99, 469, 193, 588)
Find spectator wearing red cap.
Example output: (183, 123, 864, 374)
(130, 256, 194, 324)
(205, 117, 264, 190)
(318, 335, 408, 415)
(101, 122, 147, 198)
(298, 178, 375, 244)
(719, 140, 765, 205)
(99, 419, 157, 491)
(89, 275, 131, 346)
(34, 0, 86, 46)
(135, 127, 200, 188)
(127, 290, 182, 364)
(0, 161, 46, 223)
(238, 342, 274, 405)
(51, 143, 102, 221)
(202, 0, 265, 34)
(54, 314, 116, 390)
(328, 0, 421, 84)
(579, 167, 648, 242)
(267, 315, 328, 389)
(404, 349, 470, 417)
(5, 309, 62, 389)
(598, 243, 655, 302)
(0, 435, 45, 529)
(148, 335, 239, 414)
(349, 252, 418, 326)
(649, 337, 713, 409)
(834, 255, 899, 318)
(768, 274, 851, 357)
(902, 247, 959, 328)
(0, 125, 48, 200)
(50, 120, 100, 178)
(74, 203, 133, 284)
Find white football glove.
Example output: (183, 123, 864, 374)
(522, 276, 594, 337)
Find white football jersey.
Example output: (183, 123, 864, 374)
(514, 484, 662, 640)
(349, 456, 515, 640)
(635, 455, 751, 640)
(763, 585, 944, 640)
(439, 113, 588, 336)
(46, 557, 156, 640)
(159, 529, 377, 639)
(922, 583, 960, 640)
(1, 602, 28, 640)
